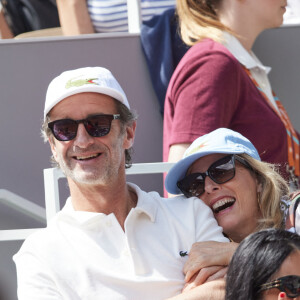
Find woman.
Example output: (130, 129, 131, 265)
(56, 0, 175, 35)
(226, 229, 300, 300)
(163, 0, 300, 189)
(165, 128, 292, 288)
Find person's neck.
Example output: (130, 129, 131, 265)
(68, 178, 137, 230)
(227, 222, 259, 243)
(230, 27, 261, 52)
(218, 11, 263, 52)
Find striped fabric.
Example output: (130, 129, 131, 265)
(87, 0, 175, 32)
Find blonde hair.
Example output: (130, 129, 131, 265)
(238, 154, 289, 231)
(176, 0, 232, 45)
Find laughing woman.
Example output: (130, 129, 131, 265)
(165, 128, 292, 290)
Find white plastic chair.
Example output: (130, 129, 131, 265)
(127, 0, 142, 33)
(0, 189, 46, 241)
(43, 162, 174, 224)
(0, 162, 174, 241)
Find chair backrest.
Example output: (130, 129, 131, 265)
(0, 162, 174, 241)
(0, 189, 46, 241)
(44, 162, 175, 224)
(127, 0, 142, 33)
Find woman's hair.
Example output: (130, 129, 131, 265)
(41, 99, 138, 169)
(238, 154, 289, 230)
(177, 0, 232, 45)
(225, 229, 300, 300)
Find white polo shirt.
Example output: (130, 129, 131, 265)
(14, 183, 228, 300)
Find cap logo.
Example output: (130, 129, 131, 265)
(186, 141, 209, 156)
(65, 77, 98, 89)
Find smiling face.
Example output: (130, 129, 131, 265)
(188, 153, 261, 242)
(48, 92, 135, 186)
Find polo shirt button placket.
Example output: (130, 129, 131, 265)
(122, 248, 130, 257)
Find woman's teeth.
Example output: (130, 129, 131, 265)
(212, 198, 235, 213)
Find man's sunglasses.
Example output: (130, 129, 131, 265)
(48, 114, 120, 141)
(177, 154, 251, 198)
(259, 275, 300, 298)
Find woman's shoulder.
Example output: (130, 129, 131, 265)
(187, 38, 235, 58)
(177, 38, 240, 71)
(172, 38, 242, 82)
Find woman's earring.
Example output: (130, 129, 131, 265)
(257, 191, 262, 212)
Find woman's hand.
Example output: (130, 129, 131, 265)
(184, 241, 238, 283)
(183, 266, 228, 292)
(166, 279, 226, 300)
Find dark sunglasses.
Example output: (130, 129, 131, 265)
(259, 275, 300, 298)
(48, 114, 120, 141)
(177, 154, 251, 198)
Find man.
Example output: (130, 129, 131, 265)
(14, 67, 228, 299)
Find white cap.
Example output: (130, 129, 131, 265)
(165, 128, 261, 195)
(44, 67, 130, 119)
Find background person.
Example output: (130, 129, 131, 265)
(225, 229, 300, 300)
(286, 191, 300, 234)
(56, 0, 185, 111)
(0, 3, 13, 38)
(164, 0, 300, 189)
(56, 0, 175, 35)
(13, 66, 228, 300)
(165, 128, 292, 290)
(0, 0, 60, 38)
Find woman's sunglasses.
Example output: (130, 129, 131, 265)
(48, 114, 120, 141)
(177, 154, 251, 198)
(259, 275, 300, 298)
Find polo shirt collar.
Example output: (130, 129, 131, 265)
(222, 32, 271, 74)
(56, 183, 157, 226)
(127, 182, 157, 222)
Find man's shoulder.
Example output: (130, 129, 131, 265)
(159, 194, 210, 212)
(16, 219, 60, 256)
(130, 182, 206, 210)
(144, 189, 211, 216)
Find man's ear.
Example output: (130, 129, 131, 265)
(123, 121, 136, 150)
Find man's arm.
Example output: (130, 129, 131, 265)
(56, 0, 95, 35)
(167, 143, 190, 197)
(14, 242, 63, 300)
(168, 143, 191, 164)
(0, 8, 14, 38)
(166, 279, 225, 300)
